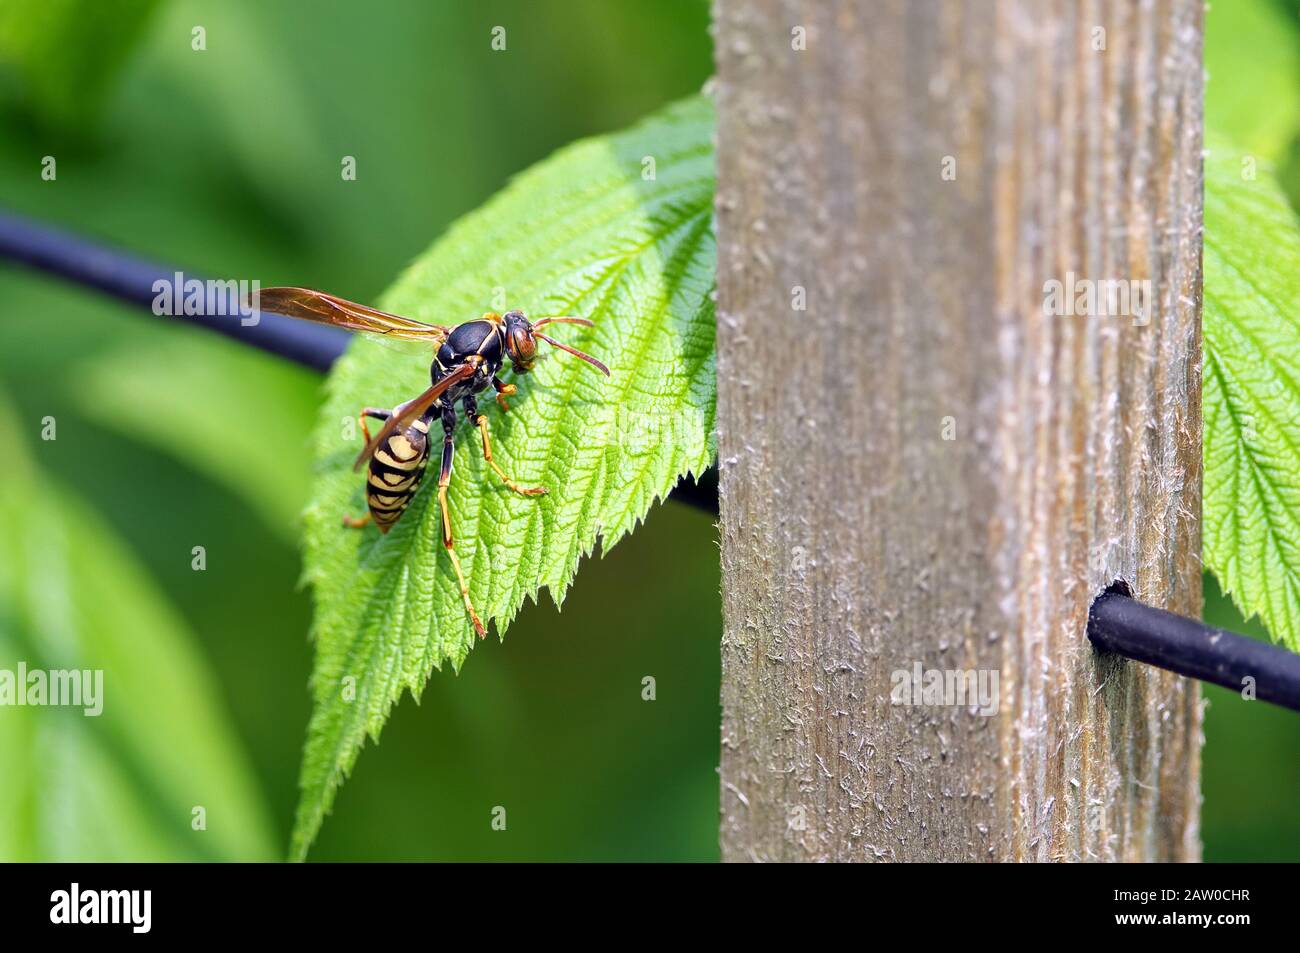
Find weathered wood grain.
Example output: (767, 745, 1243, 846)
(715, 0, 1203, 861)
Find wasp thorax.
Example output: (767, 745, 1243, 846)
(503, 310, 537, 371)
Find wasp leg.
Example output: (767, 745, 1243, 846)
(463, 395, 545, 496)
(357, 406, 391, 445)
(477, 415, 546, 496)
(437, 410, 486, 638)
(341, 408, 392, 528)
(492, 375, 517, 414)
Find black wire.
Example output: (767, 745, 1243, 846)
(0, 208, 720, 513)
(1089, 586, 1300, 713)
(0, 209, 349, 372)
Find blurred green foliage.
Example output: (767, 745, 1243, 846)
(1206, 0, 1300, 163)
(0, 393, 276, 860)
(0, 0, 717, 861)
(0, 0, 1294, 862)
(0, 0, 161, 131)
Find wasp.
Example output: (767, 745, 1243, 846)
(256, 287, 609, 637)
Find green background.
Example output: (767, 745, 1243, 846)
(0, 0, 1294, 861)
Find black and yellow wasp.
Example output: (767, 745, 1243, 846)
(256, 287, 609, 637)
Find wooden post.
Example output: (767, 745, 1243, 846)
(715, 0, 1202, 861)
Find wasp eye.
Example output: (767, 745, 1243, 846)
(507, 325, 537, 369)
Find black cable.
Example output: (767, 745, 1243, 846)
(1089, 586, 1300, 713)
(0, 210, 349, 372)
(0, 208, 720, 513)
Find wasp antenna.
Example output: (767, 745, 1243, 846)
(532, 316, 594, 329)
(536, 332, 610, 376)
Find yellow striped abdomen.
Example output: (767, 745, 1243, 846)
(365, 418, 430, 532)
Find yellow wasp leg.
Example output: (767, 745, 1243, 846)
(492, 377, 517, 413)
(437, 434, 486, 638)
(343, 407, 393, 529)
(475, 415, 546, 497)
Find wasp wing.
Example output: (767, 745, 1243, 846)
(255, 287, 450, 344)
(353, 362, 477, 471)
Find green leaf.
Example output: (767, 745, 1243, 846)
(0, 392, 277, 860)
(292, 95, 715, 859)
(1204, 134, 1300, 652)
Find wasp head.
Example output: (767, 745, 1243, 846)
(502, 310, 538, 372)
(502, 311, 610, 377)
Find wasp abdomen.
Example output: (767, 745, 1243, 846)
(366, 417, 431, 533)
